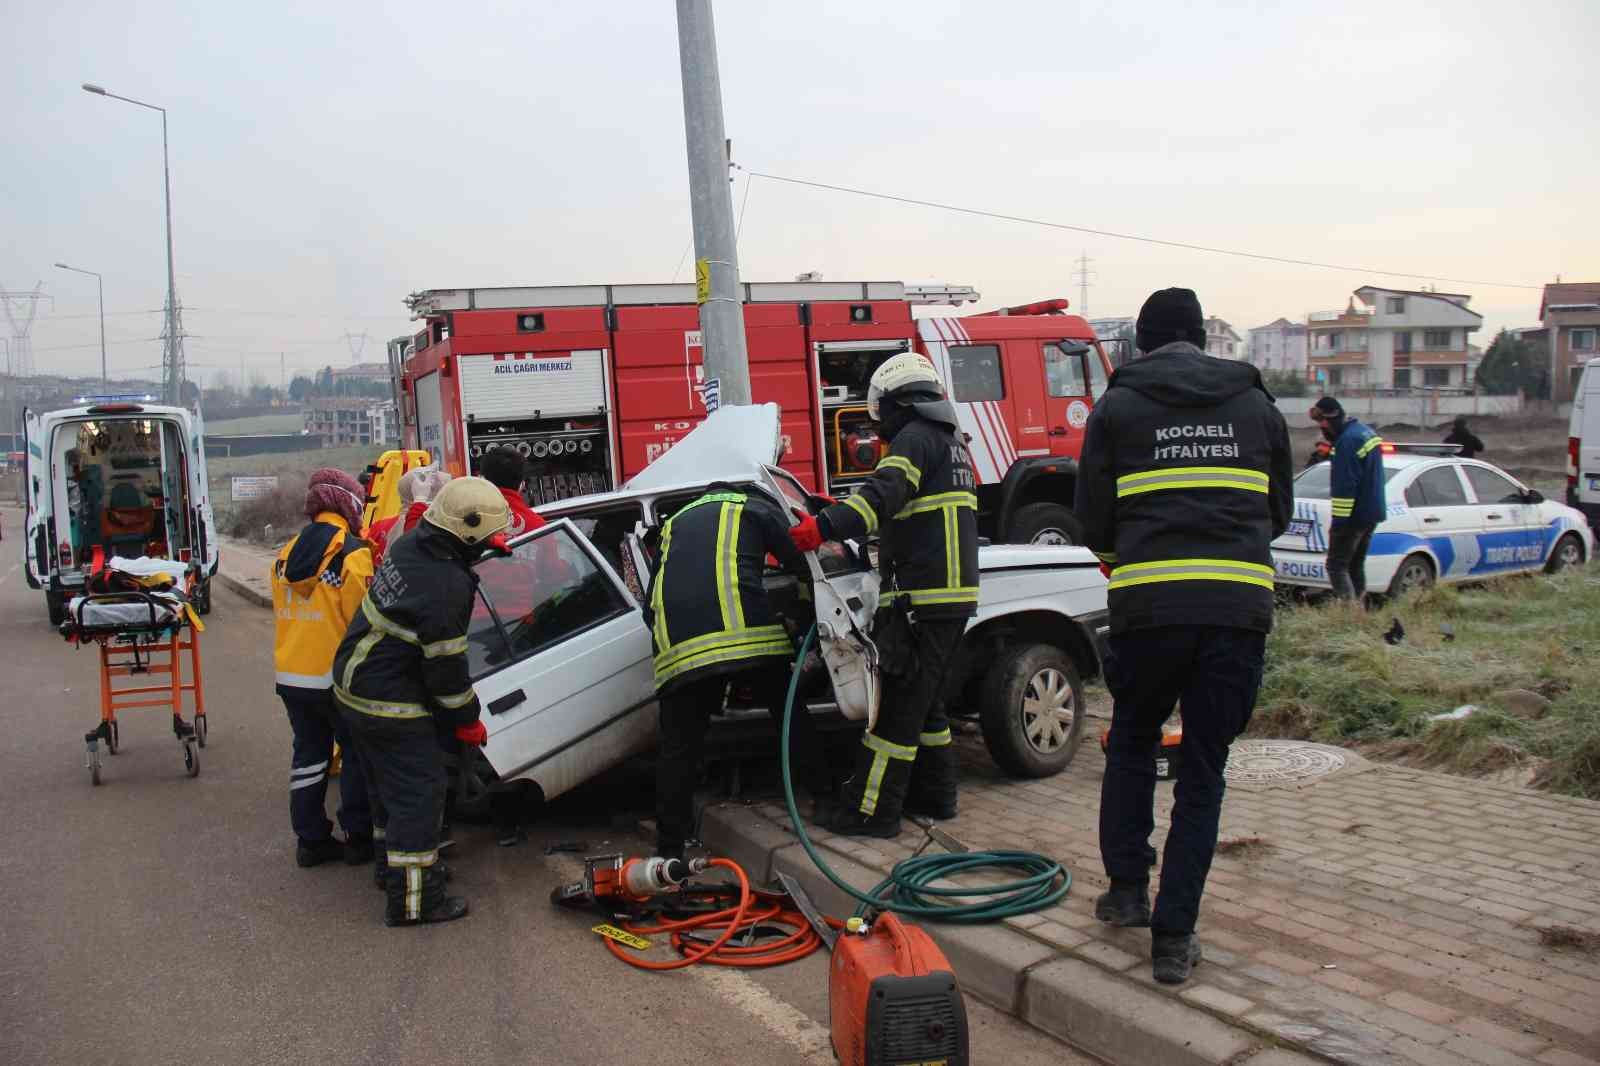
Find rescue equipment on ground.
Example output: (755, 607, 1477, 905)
(1099, 720, 1184, 781)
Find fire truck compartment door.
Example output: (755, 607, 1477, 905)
(459, 350, 607, 420)
(467, 518, 657, 804)
(415, 370, 445, 458)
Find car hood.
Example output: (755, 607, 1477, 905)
(977, 543, 1100, 570)
(625, 403, 784, 491)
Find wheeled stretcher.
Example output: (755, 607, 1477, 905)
(61, 588, 208, 786)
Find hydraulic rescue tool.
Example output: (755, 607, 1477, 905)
(551, 854, 707, 908)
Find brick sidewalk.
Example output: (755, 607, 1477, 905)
(718, 728, 1600, 1065)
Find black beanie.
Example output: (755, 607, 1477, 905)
(1135, 288, 1207, 353)
(1310, 396, 1344, 421)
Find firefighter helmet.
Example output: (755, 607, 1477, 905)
(422, 476, 510, 545)
(867, 352, 943, 420)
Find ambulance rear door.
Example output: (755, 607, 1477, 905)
(21, 407, 50, 587)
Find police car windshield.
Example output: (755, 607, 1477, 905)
(1293, 461, 1404, 500)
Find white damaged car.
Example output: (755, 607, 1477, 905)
(1272, 446, 1592, 596)
(456, 404, 1110, 809)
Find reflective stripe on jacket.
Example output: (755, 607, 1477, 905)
(645, 489, 806, 693)
(1329, 419, 1387, 527)
(271, 513, 373, 690)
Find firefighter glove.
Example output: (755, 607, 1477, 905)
(789, 509, 823, 553)
(455, 721, 489, 747)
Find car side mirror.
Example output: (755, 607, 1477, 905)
(1057, 340, 1092, 356)
(1523, 489, 1544, 504)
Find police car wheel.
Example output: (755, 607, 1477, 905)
(1007, 503, 1082, 547)
(1387, 554, 1435, 598)
(980, 643, 1084, 778)
(1545, 534, 1585, 574)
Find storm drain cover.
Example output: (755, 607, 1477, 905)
(1226, 740, 1347, 786)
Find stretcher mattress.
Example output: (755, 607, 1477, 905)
(68, 594, 185, 631)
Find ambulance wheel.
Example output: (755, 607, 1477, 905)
(192, 579, 212, 616)
(1007, 503, 1083, 547)
(45, 591, 67, 628)
(1387, 554, 1435, 598)
(980, 643, 1084, 778)
(184, 742, 200, 778)
(1545, 533, 1585, 573)
(195, 714, 207, 748)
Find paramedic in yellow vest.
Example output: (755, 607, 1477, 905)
(272, 469, 375, 868)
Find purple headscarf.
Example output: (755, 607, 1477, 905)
(305, 468, 365, 530)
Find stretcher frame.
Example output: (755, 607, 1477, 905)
(66, 591, 208, 785)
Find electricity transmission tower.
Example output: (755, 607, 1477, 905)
(163, 294, 188, 404)
(2, 283, 51, 377)
(1071, 252, 1095, 317)
(343, 331, 372, 364)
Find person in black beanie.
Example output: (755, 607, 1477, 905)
(1310, 396, 1385, 601)
(1075, 287, 1293, 985)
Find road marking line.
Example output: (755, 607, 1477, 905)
(689, 964, 835, 1065)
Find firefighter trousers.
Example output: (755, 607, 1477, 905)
(341, 708, 448, 920)
(1099, 625, 1265, 937)
(841, 619, 966, 821)
(655, 663, 829, 855)
(280, 685, 371, 845)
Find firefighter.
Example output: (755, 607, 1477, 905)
(271, 468, 374, 868)
(645, 482, 830, 860)
(1074, 287, 1293, 985)
(333, 476, 509, 927)
(1310, 396, 1385, 602)
(790, 353, 979, 838)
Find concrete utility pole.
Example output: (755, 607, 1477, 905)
(675, 0, 751, 408)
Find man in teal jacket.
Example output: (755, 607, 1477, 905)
(1310, 397, 1386, 601)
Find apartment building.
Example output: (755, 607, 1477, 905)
(1204, 317, 1243, 359)
(304, 398, 399, 447)
(1247, 318, 1309, 374)
(1520, 282, 1600, 403)
(1306, 286, 1482, 391)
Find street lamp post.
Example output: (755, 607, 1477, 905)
(81, 82, 180, 403)
(54, 263, 107, 382)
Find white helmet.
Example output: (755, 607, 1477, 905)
(867, 352, 943, 420)
(422, 476, 510, 546)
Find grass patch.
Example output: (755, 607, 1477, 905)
(207, 445, 385, 545)
(207, 412, 306, 435)
(1253, 569, 1600, 798)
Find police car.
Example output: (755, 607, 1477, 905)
(1272, 445, 1592, 596)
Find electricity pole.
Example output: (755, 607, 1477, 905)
(675, 0, 751, 408)
(1072, 251, 1095, 317)
(54, 263, 107, 382)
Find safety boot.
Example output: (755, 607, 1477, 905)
(830, 742, 915, 838)
(384, 862, 468, 927)
(296, 837, 345, 868)
(1094, 883, 1152, 927)
(904, 745, 958, 820)
(1152, 933, 1203, 985)
(344, 833, 375, 866)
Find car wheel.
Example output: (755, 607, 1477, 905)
(1545, 533, 1585, 573)
(1387, 553, 1435, 597)
(1006, 502, 1083, 546)
(979, 642, 1084, 778)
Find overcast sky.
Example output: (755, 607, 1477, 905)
(5, 1, 1595, 385)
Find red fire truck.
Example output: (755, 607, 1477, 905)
(394, 280, 1112, 544)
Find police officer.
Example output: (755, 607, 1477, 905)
(790, 353, 979, 838)
(646, 482, 829, 860)
(1075, 288, 1293, 985)
(333, 476, 508, 927)
(1310, 396, 1386, 602)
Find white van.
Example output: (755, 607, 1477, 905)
(1569, 358, 1600, 531)
(22, 398, 218, 624)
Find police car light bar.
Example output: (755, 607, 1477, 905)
(1381, 442, 1462, 456)
(74, 393, 158, 405)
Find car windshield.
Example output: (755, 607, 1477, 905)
(1294, 461, 1404, 500)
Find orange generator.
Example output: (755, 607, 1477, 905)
(828, 912, 968, 1066)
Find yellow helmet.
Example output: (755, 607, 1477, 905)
(422, 476, 510, 545)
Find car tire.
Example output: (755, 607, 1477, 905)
(1006, 502, 1083, 546)
(979, 642, 1084, 778)
(45, 591, 67, 628)
(1545, 533, 1585, 573)
(1387, 553, 1435, 597)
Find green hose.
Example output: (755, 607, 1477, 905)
(780, 624, 1071, 923)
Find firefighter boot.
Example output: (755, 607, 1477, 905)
(1152, 933, 1204, 985)
(904, 745, 959, 821)
(828, 745, 914, 839)
(384, 862, 468, 927)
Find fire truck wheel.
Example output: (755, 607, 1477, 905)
(1006, 503, 1083, 546)
(979, 643, 1084, 778)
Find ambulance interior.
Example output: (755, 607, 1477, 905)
(53, 417, 194, 570)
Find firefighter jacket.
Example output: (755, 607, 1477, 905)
(332, 519, 483, 725)
(818, 413, 980, 619)
(1074, 342, 1294, 636)
(271, 513, 372, 691)
(1328, 417, 1386, 528)
(644, 488, 807, 693)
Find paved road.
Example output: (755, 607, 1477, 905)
(0, 507, 1095, 1065)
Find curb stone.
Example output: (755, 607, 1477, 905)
(214, 570, 272, 609)
(699, 802, 1344, 1066)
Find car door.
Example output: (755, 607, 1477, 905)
(1040, 341, 1097, 460)
(1401, 463, 1479, 580)
(1461, 463, 1544, 573)
(465, 518, 657, 802)
(181, 408, 219, 578)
